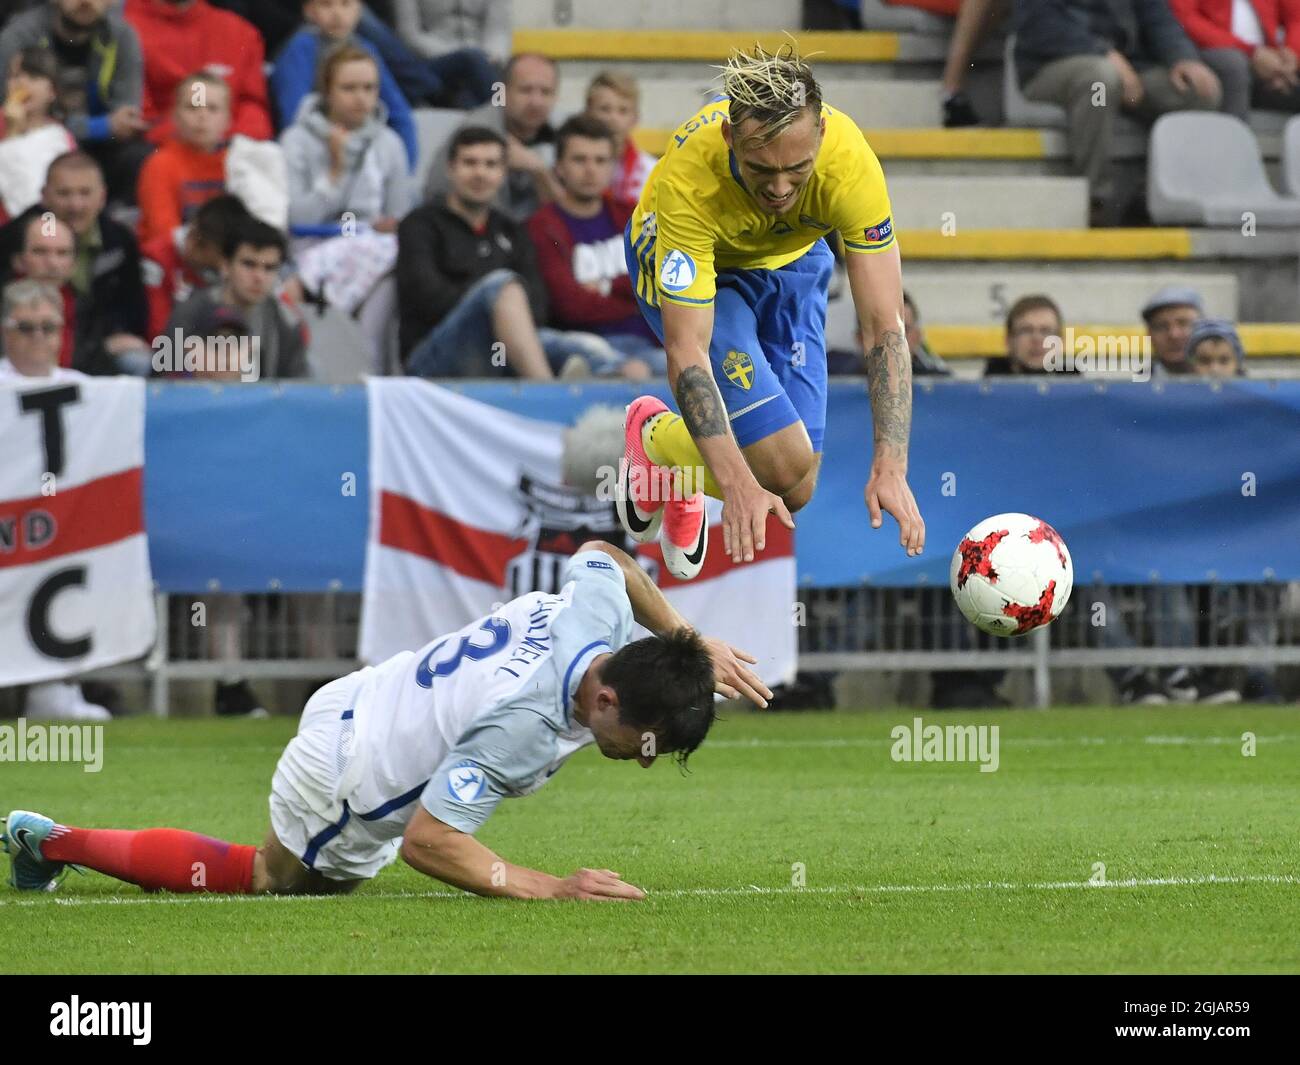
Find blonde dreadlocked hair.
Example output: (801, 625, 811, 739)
(717, 43, 822, 148)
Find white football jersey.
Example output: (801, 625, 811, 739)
(335, 551, 634, 836)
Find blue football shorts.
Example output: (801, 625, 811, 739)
(625, 221, 831, 453)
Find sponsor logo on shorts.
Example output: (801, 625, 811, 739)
(722, 349, 754, 390)
(586, 559, 614, 570)
(448, 760, 488, 803)
(864, 217, 893, 244)
(659, 250, 696, 292)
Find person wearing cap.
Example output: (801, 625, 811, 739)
(1141, 285, 1204, 375)
(1186, 316, 1247, 377)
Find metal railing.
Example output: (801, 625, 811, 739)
(81, 581, 1300, 713)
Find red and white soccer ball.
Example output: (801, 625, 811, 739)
(949, 513, 1074, 637)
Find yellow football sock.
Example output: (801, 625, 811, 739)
(642, 413, 723, 500)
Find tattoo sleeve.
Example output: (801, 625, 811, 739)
(865, 328, 913, 462)
(675, 364, 729, 439)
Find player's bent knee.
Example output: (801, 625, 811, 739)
(754, 451, 815, 497)
(783, 480, 816, 513)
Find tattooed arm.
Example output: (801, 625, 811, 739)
(845, 244, 926, 555)
(660, 299, 794, 563)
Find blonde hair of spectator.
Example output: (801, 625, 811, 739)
(174, 70, 230, 107)
(717, 42, 823, 148)
(317, 43, 379, 98)
(2, 279, 64, 325)
(586, 69, 639, 107)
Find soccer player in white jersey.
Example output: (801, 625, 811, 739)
(4, 543, 768, 902)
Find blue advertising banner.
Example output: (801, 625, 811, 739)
(143, 379, 1300, 591)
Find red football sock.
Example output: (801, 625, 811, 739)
(43, 825, 256, 894)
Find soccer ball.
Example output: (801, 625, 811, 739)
(949, 513, 1074, 637)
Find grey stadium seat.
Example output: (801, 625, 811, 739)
(1147, 112, 1300, 227)
(412, 108, 467, 203)
(1284, 115, 1300, 197)
(858, 0, 950, 34)
(1003, 35, 1067, 128)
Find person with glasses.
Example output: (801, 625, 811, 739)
(984, 294, 1079, 376)
(0, 277, 112, 721)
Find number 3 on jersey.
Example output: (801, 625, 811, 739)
(415, 618, 512, 687)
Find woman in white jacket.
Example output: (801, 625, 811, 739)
(279, 45, 414, 372)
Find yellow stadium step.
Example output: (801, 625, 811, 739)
(633, 127, 1050, 159)
(898, 229, 1195, 261)
(513, 29, 901, 62)
(924, 324, 1300, 359)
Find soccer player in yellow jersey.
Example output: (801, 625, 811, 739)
(615, 45, 925, 579)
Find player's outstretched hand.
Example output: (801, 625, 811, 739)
(865, 463, 926, 557)
(702, 636, 771, 708)
(555, 868, 646, 901)
(721, 477, 795, 565)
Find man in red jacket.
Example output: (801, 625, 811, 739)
(527, 115, 664, 375)
(1171, 0, 1300, 117)
(123, 0, 272, 145)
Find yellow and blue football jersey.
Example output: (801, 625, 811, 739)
(629, 97, 896, 309)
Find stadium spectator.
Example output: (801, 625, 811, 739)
(1170, 0, 1300, 120)
(400, 126, 638, 380)
(901, 290, 953, 376)
(280, 46, 410, 230)
(0, 152, 150, 374)
(938, 0, 1011, 127)
(123, 0, 271, 147)
(166, 216, 308, 380)
(1141, 284, 1204, 376)
(135, 70, 229, 245)
(583, 70, 657, 207)
(388, 0, 502, 106)
(0, 0, 149, 203)
(392, 0, 509, 64)
(827, 290, 953, 376)
(526, 115, 661, 376)
(1014, 0, 1222, 225)
(269, 0, 418, 171)
(140, 191, 249, 340)
(423, 53, 560, 222)
(0, 47, 77, 222)
(984, 293, 1077, 375)
(1175, 319, 1285, 705)
(9, 213, 77, 367)
(803, 0, 862, 29)
(280, 45, 409, 369)
(206, 1, 304, 61)
(1187, 315, 1248, 377)
(0, 279, 113, 721)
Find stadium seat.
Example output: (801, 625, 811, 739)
(303, 302, 374, 383)
(412, 107, 467, 202)
(1284, 115, 1300, 198)
(858, 0, 951, 34)
(1147, 113, 1300, 227)
(1002, 36, 1066, 129)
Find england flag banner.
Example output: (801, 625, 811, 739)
(360, 379, 796, 686)
(0, 375, 155, 684)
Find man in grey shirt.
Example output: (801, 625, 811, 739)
(424, 52, 560, 222)
(163, 216, 307, 381)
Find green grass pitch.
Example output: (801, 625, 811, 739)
(2, 707, 1298, 974)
